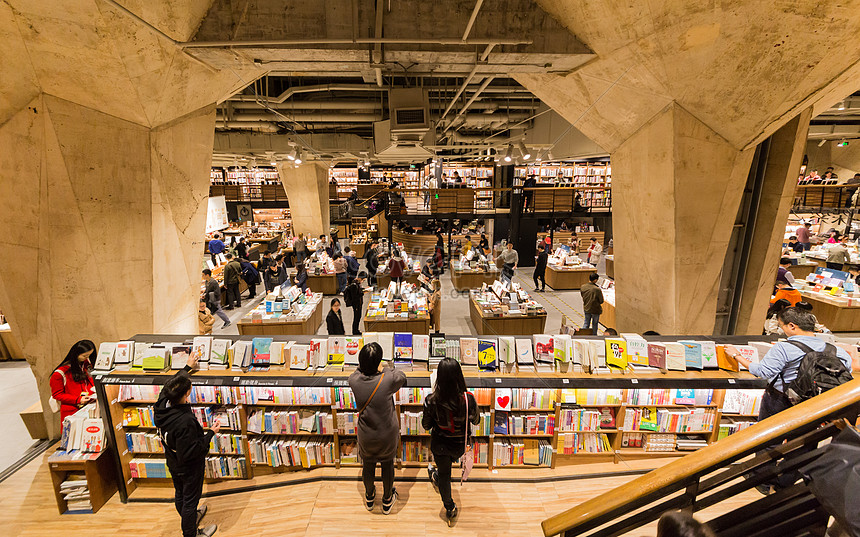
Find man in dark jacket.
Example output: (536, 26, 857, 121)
(154, 354, 218, 537)
(533, 243, 548, 292)
(580, 272, 604, 333)
(235, 237, 248, 261)
(344, 247, 360, 281)
(222, 254, 242, 309)
(238, 259, 259, 299)
(365, 242, 380, 288)
(344, 272, 367, 335)
(257, 252, 274, 293)
(202, 269, 230, 329)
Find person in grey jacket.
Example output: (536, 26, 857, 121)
(348, 343, 407, 514)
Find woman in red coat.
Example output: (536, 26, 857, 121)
(50, 340, 96, 422)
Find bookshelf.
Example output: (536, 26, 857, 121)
(329, 168, 359, 197)
(209, 166, 281, 202)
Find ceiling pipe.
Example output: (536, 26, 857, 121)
(438, 65, 479, 122)
(228, 84, 386, 104)
(181, 37, 531, 48)
(218, 112, 384, 122)
(462, 0, 485, 41)
(229, 101, 383, 110)
(443, 76, 495, 133)
(373, 0, 385, 88)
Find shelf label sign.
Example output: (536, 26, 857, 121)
(206, 195, 229, 233)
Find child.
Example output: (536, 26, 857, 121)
(198, 300, 215, 335)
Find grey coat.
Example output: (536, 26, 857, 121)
(348, 365, 407, 462)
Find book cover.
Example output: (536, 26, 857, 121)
(493, 411, 509, 434)
(81, 418, 104, 453)
(328, 338, 345, 366)
(393, 333, 413, 361)
(290, 344, 309, 370)
(430, 334, 447, 358)
(680, 341, 703, 370)
(114, 341, 134, 367)
(515, 339, 535, 365)
(344, 337, 363, 366)
(663, 342, 687, 371)
(647, 343, 667, 371)
(477, 338, 498, 371)
(310, 339, 328, 369)
(698, 341, 718, 369)
(252, 338, 273, 364)
(554, 334, 571, 363)
(460, 338, 479, 366)
(170, 345, 192, 370)
(141, 346, 168, 371)
(735, 345, 759, 370)
(94, 342, 117, 371)
(363, 332, 379, 347)
(675, 389, 696, 405)
(131, 342, 151, 369)
(588, 340, 606, 368)
(377, 332, 394, 360)
(622, 333, 649, 366)
(191, 336, 212, 365)
(598, 407, 616, 429)
(533, 335, 554, 363)
(495, 388, 512, 411)
(269, 342, 284, 367)
(571, 339, 588, 367)
(605, 338, 628, 370)
(639, 407, 659, 431)
(413, 335, 430, 363)
(210, 339, 231, 368)
(523, 439, 540, 466)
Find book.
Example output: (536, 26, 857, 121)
(699, 341, 718, 369)
(113, 341, 134, 371)
(588, 340, 606, 369)
(495, 388, 512, 411)
(554, 334, 571, 363)
(363, 332, 379, 346)
(327, 338, 345, 366)
(523, 439, 540, 466)
(647, 343, 667, 371)
(674, 389, 696, 405)
(393, 333, 413, 362)
(94, 342, 117, 371)
(252, 338, 273, 367)
(533, 335, 554, 363)
(210, 339, 231, 369)
(191, 337, 212, 367)
(141, 346, 169, 371)
(493, 411, 509, 434)
(131, 342, 151, 369)
(477, 338, 498, 371)
(622, 334, 649, 366)
(81, 418, 105, 453)
(169, 345, 192, 370)
(290, 344, 309, 370)
(605, 338, 628, 370)
(498, 337, 515, 364)
(269, 342, 284, 367)
(639, 407, 659, 431)
(680, 341, 703, 370)
(377, 332, 394, 360)
(310, 339, 328, 369)
(663, 343, 686, 371)
(460, 338, 479, 367)
(715, 345, 737, 371)
(344, 337, 363, 366)
(598, 407, 616, 429)
(515, 339, 534, 365)
(430, 334, 447, 359)
(413, 335, 430, 365)
(734, 345, 760, 370)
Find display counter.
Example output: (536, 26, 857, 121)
(602, 288, 617, 330)
(363, 288, 431, 333)
(798, 290, 860, 332)
(306, 273, 338, 295)
(605, 255, 614, 280)
(247, 237, 279, 257)
(788, 260, 820, 280)
(94, 333, 770, 501)
(550, 231, 605, 253)
(546, 265, 598, 290)
(350, 239, 366, 257)
(450, 261, 500, 291)
(377, 271, 421, 289)
(469, 296, 547, 335)
(0, 323, 24, 360)
(237, 299, 323, 336)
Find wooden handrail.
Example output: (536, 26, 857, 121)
(541, 377, 860, 537)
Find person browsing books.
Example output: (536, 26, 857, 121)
(293, 261, 309, 292)
(533, 243, 548, 292)
(348, 343, 407, 515)
(153, 353, 218, 537)
(333, 252, 348, 292)
(202, 269, 231, 329)
(580, 272, 604, 333)
(386, 249, 406, 284)
(235, 236, 248, 261)
(326, 298, 345, 335)
(50, 340, 96, 422)
(826, 236, 851, 270)
(587, 237, 603, 264)
(207, 233, 225, 265)
(365, 241, 380, 287)
(423, 358, 480, 526)
(776, 257, 795, 287)
(796, 222, 812, 250)
(771, 280, 801, 306)
(344, 247, 360, 281)
(344, 272, 368, 335)
(222, 253, 242, 310)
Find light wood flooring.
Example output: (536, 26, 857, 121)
(3, 452, 763, 537)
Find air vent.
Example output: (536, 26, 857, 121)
(396, 108, 426, 125)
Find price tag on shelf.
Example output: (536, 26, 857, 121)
(630, 379, 638, 384)
(562, 379, 569, 384)
(727, 379, 736, 384)
(495, 378, 502, 383)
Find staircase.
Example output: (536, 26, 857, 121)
(541, 378, 860, 537)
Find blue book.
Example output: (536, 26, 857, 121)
(252, 338, 273, 366)
(478, 338, 498, 371)
(679, 341, 703, 370)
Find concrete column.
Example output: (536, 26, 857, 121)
(734, 109, 812, 335)
(278, 163, 331, 238)
(0, 96, 215, 437)
(612, 104, 755, 334)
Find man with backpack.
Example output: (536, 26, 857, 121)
(727, 307, 852, 419)
(343, 271, 368, 335)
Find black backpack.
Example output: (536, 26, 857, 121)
(781, 341, 853, 404)
(343, 284, 354, 307)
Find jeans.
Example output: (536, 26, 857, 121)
(211, 305, 230, 325)
(432, 453, 456, 510)
(336, 272, 348, 293)
(351, 304, 362, 335)
(802, 242, 811, 251)
(297, 250, 307, 266)
(583, 312, 600, 332)
(226, 282, 241, 308)
(533, 268, 546, 290)
(362, 459, 394, 500)
(172, 464, 205, 537)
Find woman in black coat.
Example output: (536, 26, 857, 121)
(326, 298, 345, 335)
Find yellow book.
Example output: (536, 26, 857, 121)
(122, 408, 140, 427)
(605, 338, 628, 370)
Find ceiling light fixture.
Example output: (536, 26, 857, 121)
(818, 139, 827, 147)
(294, 148, 303, 164)
(518, 141, 532, 160)
(504, 144, 513, 162)
(839, 101, 846, 111)
(534, 149, 543, 163)
(287, 149, 297, 161)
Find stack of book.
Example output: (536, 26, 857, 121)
(61, 476, 92, 513)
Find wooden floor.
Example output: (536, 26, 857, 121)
(3, 453, 761, 536)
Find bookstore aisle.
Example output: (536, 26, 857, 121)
(2, 451, 760, 537)
(0, 361, 41, 472)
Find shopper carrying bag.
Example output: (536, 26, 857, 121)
(348, 343, 407, 514)
(423, 358, 480, 526)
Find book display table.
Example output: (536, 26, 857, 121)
(377, 271, 421, 289)
(798, 290, 860, 332)
(94, 333, 773, 502)
(450, 261, 500, 291)
(788, 260, 820, 280)
(470, 296, 547, 335)
(350, 238, 366, 257)
(48, 449, 117, 514)
(546, 265, 598, 290)
(363, 288, 431, 333)
(238, 299, 323, 336)
(605, 255, 614, 280)
(306, 273, 338, 295)
(364, 316, 431, 334)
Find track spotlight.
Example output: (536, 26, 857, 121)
(287, 148, 297, 161)
(294, 148, 303, 164)
(504, 144, 513, 162)
(518, 141, 532, 160)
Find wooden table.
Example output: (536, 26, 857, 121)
(601, 297, 617, 330)
(469, 297, 547, 335)
(545, 265, 598, 290)
(789, 262, 818, 280)
(306, 273, 339, 295)
(350, 240, 366, 257)
(48, 449, 117, 514)
(0, 324, 24, 360)
(364, 315, 432, 334)
(450, 262, 500, 291)
(377, 271, 421, 289)
(798, 291, 860, 332)
(237, 300, 323, 335)
(605, 255, 614, 280)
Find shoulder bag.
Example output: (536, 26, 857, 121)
(356, 372, 385, 441)
(460, 392, 474, 482)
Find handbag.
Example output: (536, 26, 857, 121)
(800, 424, 860, 535)
(460, 392, 474, 482)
